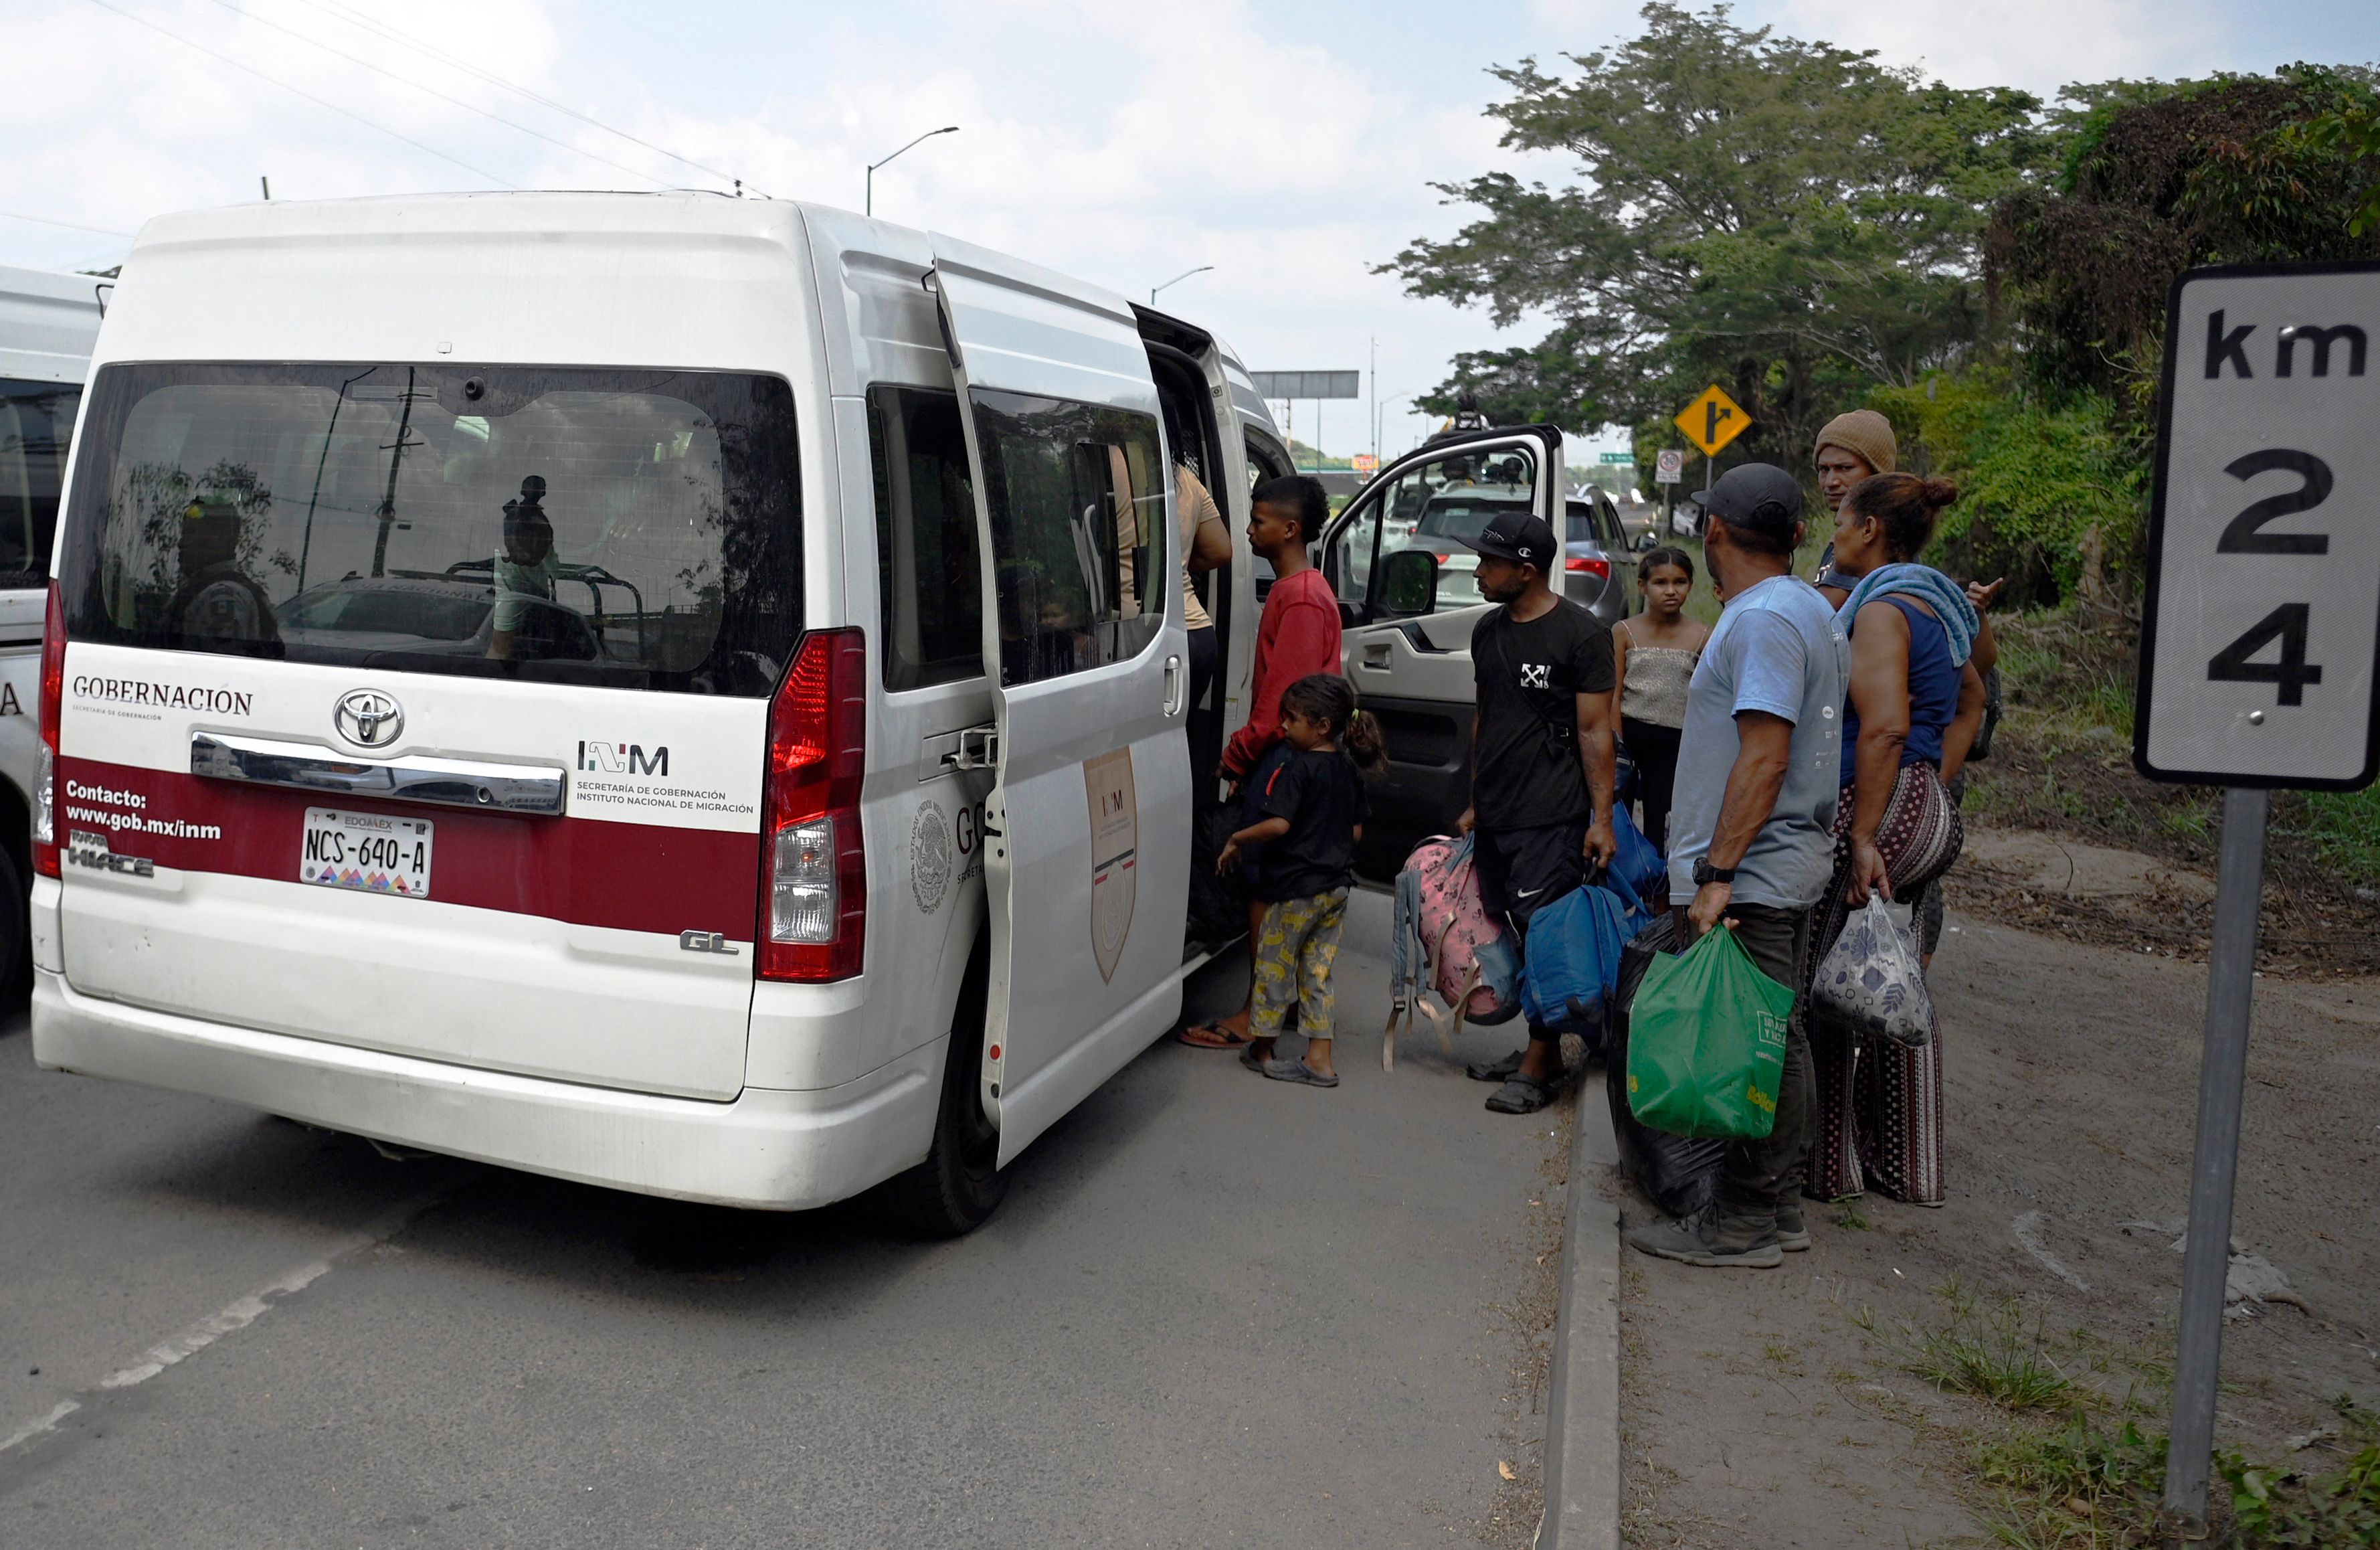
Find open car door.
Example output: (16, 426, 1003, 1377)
(1317, 426, 1565, 878)
(927, 234, 1191, 1165)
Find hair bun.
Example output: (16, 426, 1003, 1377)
(1920, 476, 1960, 509)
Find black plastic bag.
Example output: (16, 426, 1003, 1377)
(1187, 797, 1247, 952)
(1605, 912, 1726, 1219)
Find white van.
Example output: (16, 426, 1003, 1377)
(0, 264, 103, 987)
(29, 193, 1564, 1231)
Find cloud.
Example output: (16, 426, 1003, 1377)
(13, 0, 2361, 453)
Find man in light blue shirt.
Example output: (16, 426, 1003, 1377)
(1630, 462, 1847, 1270)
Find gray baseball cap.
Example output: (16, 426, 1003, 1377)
(1689, 462, 1803, 525)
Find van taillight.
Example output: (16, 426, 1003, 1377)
(33, 583, 62, 878)
(1566, 555, 1611, 580)
(758, 628, 867, 981)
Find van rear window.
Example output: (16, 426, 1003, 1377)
(58, 364, 802, 695)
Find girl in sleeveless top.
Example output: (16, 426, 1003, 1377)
(1803, 473, 1987, 1207)
(1611, 546, 1709, 854)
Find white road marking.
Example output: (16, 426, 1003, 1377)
(0, 1401, 80, 1455)
(0, 1191, 442, 1458)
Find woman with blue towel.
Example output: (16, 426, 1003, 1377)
(1803, 472, 1987, 1207)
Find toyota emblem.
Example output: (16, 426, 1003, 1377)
(334, 689, 404, 748)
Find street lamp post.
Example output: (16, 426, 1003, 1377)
(866, 126, 959, 218)
(1150, 265, 1213, 306)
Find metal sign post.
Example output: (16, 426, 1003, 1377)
(2163, 785, 2269, 1522)
(2136, 260, 2380, 1531)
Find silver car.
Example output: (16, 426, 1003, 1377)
(1563, 492, 1639, 626)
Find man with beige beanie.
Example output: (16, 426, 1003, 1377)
(1813, 408, 1898, 515)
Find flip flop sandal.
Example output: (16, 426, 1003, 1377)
(1176, 1021, 1253, 1049)
(1260, 1057, 1340, 1088)
(1239, 1045, 1270, 1074)
(1484, 1074, 1557, 1114)
(1465, 1049, 1526, 1084)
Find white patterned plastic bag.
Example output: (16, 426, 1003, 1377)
(1811, 896, 1934, 1047)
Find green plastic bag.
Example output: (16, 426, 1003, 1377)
(1624, 923, 1795, 1140)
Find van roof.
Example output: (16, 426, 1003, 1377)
(98, 191, 1282, 434)
(0, 261, 105, 384)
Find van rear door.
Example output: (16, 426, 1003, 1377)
(50, 364, 805, 1100)
(925, 235, 1191, 1164)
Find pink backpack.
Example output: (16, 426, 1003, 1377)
(1383, 834, 1524, 1070)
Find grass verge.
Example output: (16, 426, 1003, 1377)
(1857, 1281, 2380, 1547)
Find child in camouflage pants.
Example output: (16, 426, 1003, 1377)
(1216, 675, 1387, 1089)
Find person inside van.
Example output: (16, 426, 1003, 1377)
(1176, 456, 1234, 790)
(489, 475, 561, 661)
(1215, 674, 1388, 1086)
(1177, 475, 1343, 1051)
(165, 494, 278, 653)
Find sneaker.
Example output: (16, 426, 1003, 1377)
(1626, 1207, 1784, 1269)
(1484, 1073, 1558, 1114)
(1774, 1199, 1812, 1253)
(1466, 1049, 1526, 1083)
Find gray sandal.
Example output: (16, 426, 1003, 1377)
(1261, 1057, 1340, 1088)
(1485, 1073, 1557, 1114)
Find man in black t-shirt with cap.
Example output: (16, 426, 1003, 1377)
(1457, 509, 1619, 1116)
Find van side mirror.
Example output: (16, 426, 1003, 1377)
(1634, 528, 1658, 553)
(1380, 548, 1439, 618)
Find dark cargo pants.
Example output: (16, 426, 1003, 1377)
(1675, 900, 1815, 1225)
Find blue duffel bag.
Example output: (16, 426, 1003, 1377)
(1520, 867, 1656, 1047)
(1610, 802, 1668, 906)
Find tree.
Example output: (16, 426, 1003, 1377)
(1380, 3, 2046, 467)
(1987, 68, 2380, 408)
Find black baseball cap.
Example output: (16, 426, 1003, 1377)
(1689, 462, 1803, 525)
(1467, 509, 1559, 570)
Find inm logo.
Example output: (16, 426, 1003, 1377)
(578, 740, 670, 778)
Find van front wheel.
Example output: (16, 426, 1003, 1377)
(879, 946, 1007, 1237)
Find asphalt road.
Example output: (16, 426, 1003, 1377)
(0, 890, 1564, 1549)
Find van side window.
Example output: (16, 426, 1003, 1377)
(0, 378, 82, 587)
(866, 385, 983, 691)
(972, 392, 1167, 686)
(1244, 432, 1292, 598)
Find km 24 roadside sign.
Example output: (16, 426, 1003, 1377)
(2138, 262, 2380, 790)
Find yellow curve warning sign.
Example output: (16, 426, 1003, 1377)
(1674, 385, 1752, 457)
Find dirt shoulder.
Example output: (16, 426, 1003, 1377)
(1615, 900, 2380, 1548)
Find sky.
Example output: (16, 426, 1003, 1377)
(5, 0, 2377, 460)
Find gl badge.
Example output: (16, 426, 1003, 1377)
(334, 689, 404, 749)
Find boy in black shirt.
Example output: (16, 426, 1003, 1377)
(1457, 510, 1619, 1114)
(1217, 675, 1387, 1088)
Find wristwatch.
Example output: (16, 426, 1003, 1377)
(1692, 857, 1738, 887)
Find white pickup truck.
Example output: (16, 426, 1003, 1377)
(0, 263, 104, 988)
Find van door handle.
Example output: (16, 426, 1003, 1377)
(1362, 641, 1392, 670)
(1162, 654, 1186, 717)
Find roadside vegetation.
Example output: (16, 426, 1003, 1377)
(1855, 1282, 2380, 1549)
(1381, 6, 2380, 921)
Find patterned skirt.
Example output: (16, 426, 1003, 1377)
(1803, 762, 1965, 1205)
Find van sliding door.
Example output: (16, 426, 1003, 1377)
(925, 234, 1191, 1165)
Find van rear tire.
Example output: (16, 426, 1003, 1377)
(879, 940, 1008, 1237)
(0, 845, 29, 1008)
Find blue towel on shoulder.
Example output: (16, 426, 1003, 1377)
(1835, 562, 1979, 666)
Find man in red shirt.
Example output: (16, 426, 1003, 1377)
(1179, 475, 1344, 1054)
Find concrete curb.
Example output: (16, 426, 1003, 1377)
(1536, 1097, 1622, 1550)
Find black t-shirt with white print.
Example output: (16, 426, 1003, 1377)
(1469, 597, 1615, 831)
